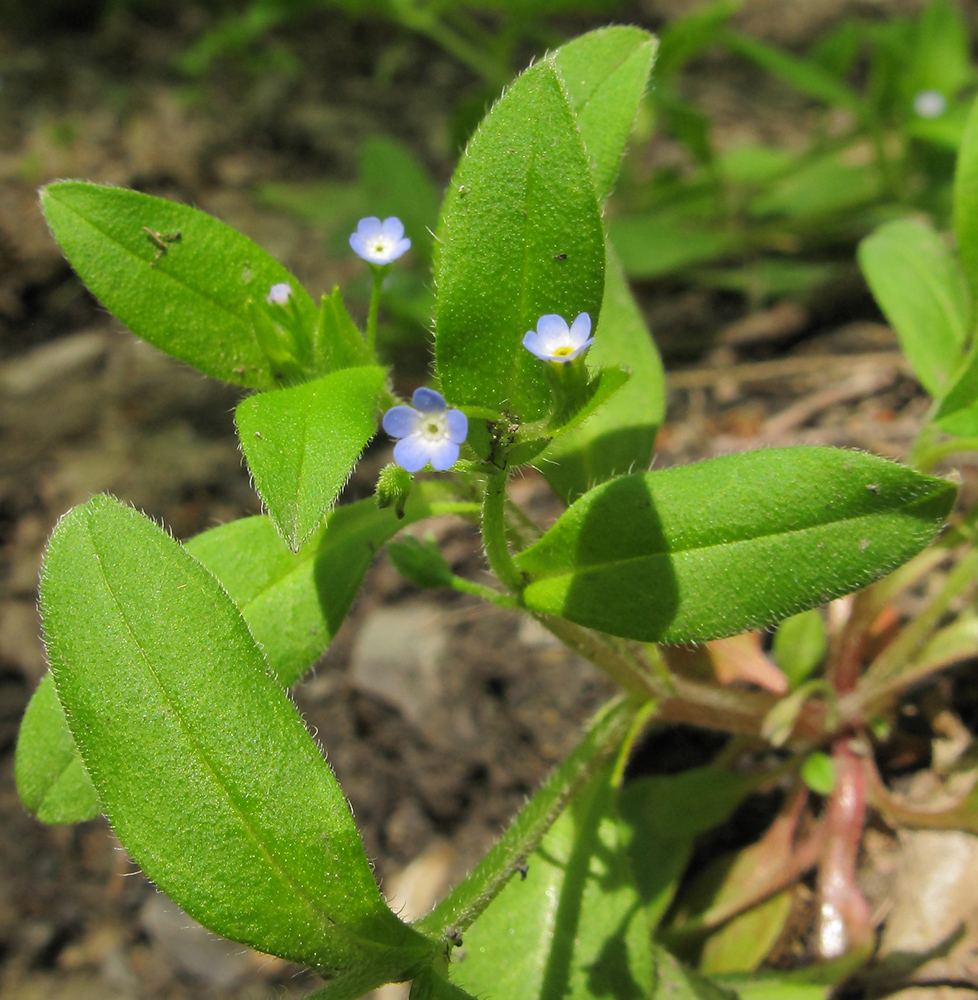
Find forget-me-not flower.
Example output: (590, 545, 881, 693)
(266, 282, 292, 306)
(913, 89, 947, 119)
(349, 216, 412, 265)
(383, 388, 468, 472)
(522, 312, 594, 363)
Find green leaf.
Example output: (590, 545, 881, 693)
(449, 764, 654, 1000)
(186, 485, 479, 687)
(417, 696, 643, 942)
(553, 26, 657, 202)
(713, 975, 827, 1000)
(772, 609, 827, 688)
(435, 59, 605, 423)
(701, 892, 794, 975)
(801, 751, 837, 795)
(749, 152, 881, 220)
(955, 94, 978, 303)
(41, 494, 434, 974)
(935, 335, 978, 433)
(906, 0, 974, 105)
(40, 181, 315, 390)
(655, 0, 741, 81)
(619, 767, 763, 930)
(313, 287, 374, 374)
(235, 366, 386, 551)
(15, 672, 98, 825)
(858, 219, 970, 397)
(540, 249, 665, 503)
(652, 944, 737, 1000)
(516, 448, 956, 643)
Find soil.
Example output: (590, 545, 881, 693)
(3, 3, 978, 1000)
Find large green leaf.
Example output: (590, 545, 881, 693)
(41, 181, 315, 389)
(235, 366, 386, 551)
(434, 59, 605, 423)
(553, 27, 657, 202)
(516, 448, 956, 643)
(41, 495, 433, 975)
(448, 764, 654, 1000)
(186, 486, 479, 687)
(858, 219, 970, 398)
(541, 248, 664, 503)
(15, 672, 98, 825)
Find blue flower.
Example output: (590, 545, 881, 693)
(522, 312, 593, 363)
(383, 388, 468, 473)
(266, 282, 292, 305)
(349, 216, 412, 265)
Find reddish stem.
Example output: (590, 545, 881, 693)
(816, 741, 872, 958)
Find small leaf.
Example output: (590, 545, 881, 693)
(801, 751, 837, 795)
(700, 891, 794, 974)
(15, 672, 98, 824)
(186, 485, 480, 687)
(435, 59, 605, 423)
(553, 26, 657, 202)
(449, 764, 654, 1000)
(772, 609, 827, 688)
(858, 218, 970, 397)
(41, 181, 316, 389)
(313, 287, 374, 374)
(611, 208, 740, 279)
(541, 249, 665, 503)
(516, 448, 956, 643)
(236, 366, 386, 550)
(42, 495, 434, 974)
(651, 946, 737, 1000)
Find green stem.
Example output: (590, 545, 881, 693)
(366, 266, 385, 355)
(448, 573, 520, 609)
(481, 467, 526, 595)
(912, 435, 978, 474)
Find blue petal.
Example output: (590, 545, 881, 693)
(566, 337, 595, 361)
(522, 331, 550, 359)
(390, 237, 411, 261)
(446, 408, 468, 444)
(381, 217, 405, 241)
(569, 312, 592, 345)
(383, 405, 419, 439)
(356, 216, 383, 238)
(428, 438, 460, 471)
(412, 387, 447, 413)
(349, 232, 369, 258)
(535, 314, 569, 339)
(394, 435, 430, 472)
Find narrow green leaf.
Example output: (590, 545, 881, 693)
(435, 59, 605, 423)
(801, 751, 837, 795)
(186, 486, 480, 687)
(655, 0, 741, 80)
(417, 695, 642, 941)
(714, 976, 827, 1000)
(40, 181, 315, 389)
(236, 366, 386, 551)
(772, 609, 827, 688)
(955, 94, 978, 303)
(516, 448, 956, 643)
(449, 764, 653, 1000)
(540, 248, 665, 503)
(750, 152, 881, 220)
(42, 495, 433, 974)
(652, 945, 737, 1000)
(15, 672, 98, 825)
(313, 287, 374, 374)
(936, 335, 978, 434)
(553, 27, 657, 202)
(721, 28, 864, 112)
(906, 0, 974, 105)
(858, 219, 970, 397)
(619, 767, 763, 930)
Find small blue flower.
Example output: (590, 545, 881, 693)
(383, 388, 468, 473)
(913, 89, 947, 119)
(522, 312, 593, 363)
(349, 216, 412, 265)
(266, 282, 292, 306)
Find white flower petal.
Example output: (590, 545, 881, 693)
(428, 438, 460, 471)
(569, 312, 592, 346)
(357, 216, 383, 238)
(445, 408, 468, 444)
(536, 314, 569, 340)
(381, 217, 405, 241)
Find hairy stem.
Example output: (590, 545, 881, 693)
(481, 467, 526, 595)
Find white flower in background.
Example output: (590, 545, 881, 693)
(266, 282, 292, 305)
(349, 216, 412, 265)
(913, 90, 947, 120)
